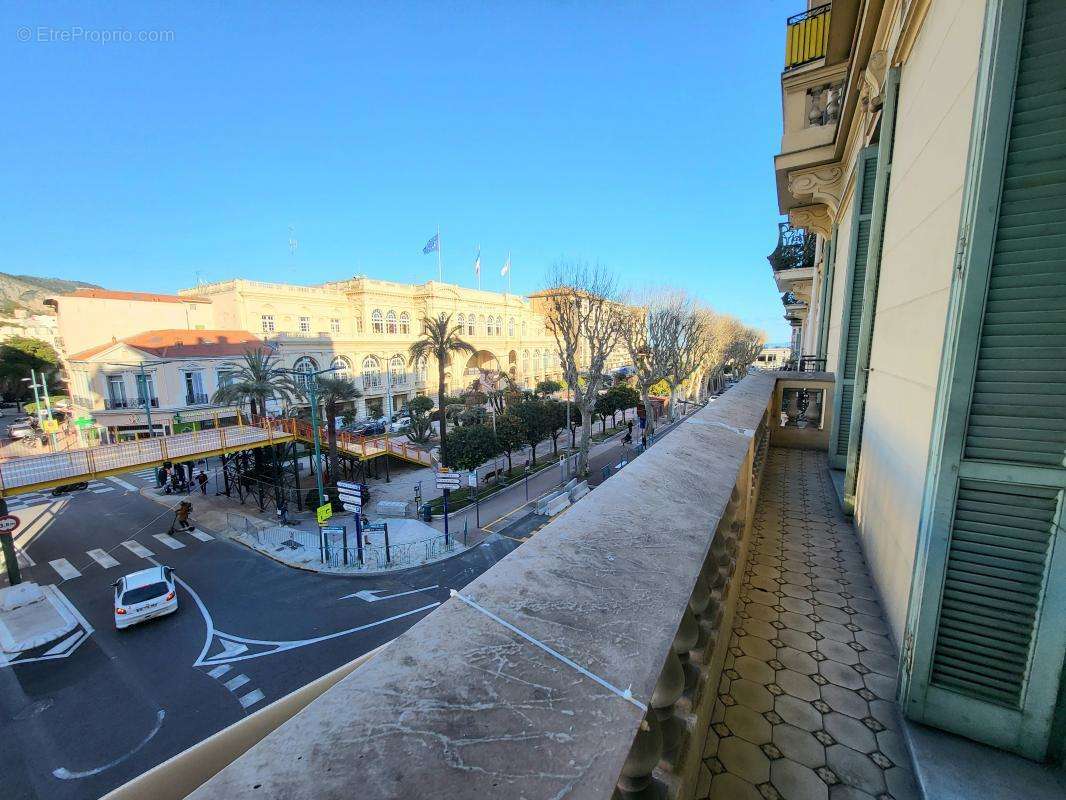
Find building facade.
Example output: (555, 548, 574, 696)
(770, 0, 1065, 763)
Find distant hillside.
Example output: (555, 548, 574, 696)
(0, 272, 102, 315)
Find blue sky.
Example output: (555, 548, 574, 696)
(3, 2, 792, 342)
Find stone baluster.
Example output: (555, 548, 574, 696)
(652, 649, 686, 764)
(616, 714, 662, 800)
(672, 606, 700, 692)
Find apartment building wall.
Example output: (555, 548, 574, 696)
(53, 291, 213, 355)
(854, 0, 985, 640)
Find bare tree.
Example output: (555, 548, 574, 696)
(658, 293, 710, 420)
(542, 261, 625, 476)
(701, 313, 765, 392)
(622, 293, 673, 438)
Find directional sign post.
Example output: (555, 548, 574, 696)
(468, 471, 480, 528)
(337, 481, 364, 564)
(321, 524, 348, 566)
(436, 470, 462, 546)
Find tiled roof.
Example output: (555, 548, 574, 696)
(70, 330, 269, 361)
(69, 288, 211, 304)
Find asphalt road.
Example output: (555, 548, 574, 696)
(0, 483, 520, 800)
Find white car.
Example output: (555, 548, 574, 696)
(9, 423, 38, 440)
(113, 566, 178, 629)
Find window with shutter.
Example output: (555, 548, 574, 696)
(903, 0, 1066, 760)
(829, 148, 878, 469)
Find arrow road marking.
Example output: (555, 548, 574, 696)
(339, 585, 439, 603)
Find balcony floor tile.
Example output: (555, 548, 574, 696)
(697, 448, 913, 800)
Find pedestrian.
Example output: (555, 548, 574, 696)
(157, 465, 168, 488)
(170, 500, 194, 533)
(196, 470, 208, 495)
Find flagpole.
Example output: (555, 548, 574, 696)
(476, 245, 481, 291)
(507, 251, 511, 294)
(437, 224, 443, 283)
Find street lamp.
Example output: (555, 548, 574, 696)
(280, 365, 341, 509)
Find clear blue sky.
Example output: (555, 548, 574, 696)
(3, 1, 793, 342)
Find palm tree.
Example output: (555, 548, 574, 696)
(212, 349, 299, 419)
(409, 314, 475, 464)
(310, 375, 362, 485)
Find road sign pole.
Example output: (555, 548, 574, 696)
(442, 488, 450, 546)
(383, 522, 391, 564)
(355, 511, 364, 564)
(342, 525, 349, 566)
(0, 501, 21, 586)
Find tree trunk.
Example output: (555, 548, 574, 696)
(640, 386, 655, 437)
(578, 406, 593, 476)
(505, 450, 513, 473)
(437, 366, 448, 464)
(529, 441, 537, 467)
(326, 401, 339, 488)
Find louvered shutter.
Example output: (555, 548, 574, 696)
(830, 148, 878, 467)
(907, 0, 1066, 759)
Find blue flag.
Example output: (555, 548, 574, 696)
(422, 234, 439, 254)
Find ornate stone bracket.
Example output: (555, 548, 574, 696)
(861, 50, 889, 113)
(789, 204, 832, 240)
(788, 165, 846, 217)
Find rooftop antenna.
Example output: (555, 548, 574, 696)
(194, 269, 205, 288)
(288, 226, 298, 256)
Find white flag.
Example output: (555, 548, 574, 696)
(474, 246, 481, 276)
(500, 256, 510, 276)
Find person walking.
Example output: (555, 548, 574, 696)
(196, 470, 208, 495)
(170, 500, 194, 533)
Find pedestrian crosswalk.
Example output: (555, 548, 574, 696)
(203, 663, 265, 711)
(35, 530, 216, 581)
(4, 479, 122, 512)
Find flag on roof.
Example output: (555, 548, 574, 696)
(422, 234, 439, 254)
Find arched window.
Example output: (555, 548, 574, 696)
(521, 321, 527, 337)
(399, 312, 411, 334)
(371, 310, 383, 334)
(330, 356, 352, 380)
(293, 356, 318, 393)
(457, 313, 466, 332)
(362, 356, 381, 389)
(494, 316, 502, 336)
(522, 350, 530, 373)
(533, 350, 541, 373)
(390, 355, 406, 386)
(541, 350, 548, 371)
(508, 317, 515, 337)
(415, 357, 428, 383)
(386, 310, 398, 334)
(467, 313, 476, 336)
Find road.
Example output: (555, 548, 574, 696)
(0, 407, 697, 800)
(0, 482, 520, 800)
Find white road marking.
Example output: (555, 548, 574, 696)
(16, 548, 35, 568)
(340, 585, 439, 603)
(122, 540, 154, 558)
(190, 530, 214, 542)
(44, 631, 85, 656)
(207, 664, 231, 679)
(108, 476, 139, 492)
(86, 549, 120, 569)
(0, 587, 95, 669)
(91, 486, 116, 494)
(153, 533, 185, 550)
(52, 710, 165, 780)
(238, 689, 265, 709)
(216, 641, 248, 659)
(49, 558, 81, 580)
(224, 674, 250, 692)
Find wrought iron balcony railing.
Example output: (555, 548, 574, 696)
(768, 222, 816, 273)
(137, 396, 160, 408)
(785, 3, 831, 70)
(104, 398, 130, 410)
(185, 393, 209, 406)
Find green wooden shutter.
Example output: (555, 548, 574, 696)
(829, 148, 878, 469)
(816, 225, 838, 361)
(904, 0, 1066, 759)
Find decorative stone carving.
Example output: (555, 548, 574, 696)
(788, 165, 846, 217)
(805, 81, 844, 127)
(651, 650, 686, 760)
(789, 204, 832, 239)
(861, 50, 889, 113)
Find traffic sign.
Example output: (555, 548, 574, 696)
(337, 481, 362, 493)
(73, 416, 95, 428)
(467, 472, 478, 488)
(316, 503, 333, 524)
(41, 419, 60, 433)
(436, 471, 462, 490)
(338, 491, 361, 506)
(0, 515, 20, 534)
(342, 502, 361, 513)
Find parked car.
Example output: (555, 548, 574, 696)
(113, 566, 178, 630)
(388, 419, 410, 434)
(9, 423, 38, 440)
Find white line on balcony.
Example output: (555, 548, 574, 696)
(450, 590, 647, 712)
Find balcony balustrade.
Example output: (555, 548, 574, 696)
(185, 392, 210, 406)
(784, 3, 831, 70)
(767, 222, 816, 274)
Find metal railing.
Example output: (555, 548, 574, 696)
(768, 221, 816, 273)
(105, 397, 131, 409)
(0, 416, 296, 495)
(137, 396, 160, 408)
(288, 419, 434, 466)
(185, 393, 209, 406)
(785, 3, 831, 70)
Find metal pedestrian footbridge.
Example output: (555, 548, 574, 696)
(0, 418, 433, 499)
